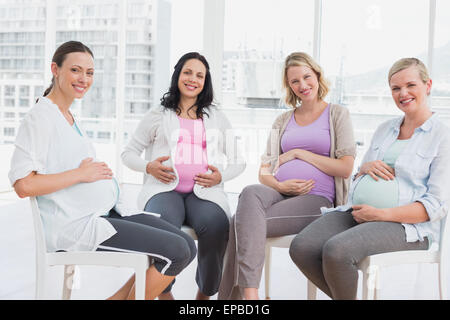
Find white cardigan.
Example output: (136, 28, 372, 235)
(121, 105, 246, 218)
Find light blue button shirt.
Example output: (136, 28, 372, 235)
(72, 120, 120, 206)
(322, 113, 450, 245)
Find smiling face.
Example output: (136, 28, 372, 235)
(177, 58, 206, 102)
(286, 65, 320, 103)
(52, 51, 94, 100)
(389, 66, 431, 115)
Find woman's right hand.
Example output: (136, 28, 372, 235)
(358, 160, 395, 181)
(276, 179, 315, 196)
(78, 158, 113, 183)
(146, 156, 176, 184)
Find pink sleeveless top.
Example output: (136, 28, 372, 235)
(174, 116, 209, 193)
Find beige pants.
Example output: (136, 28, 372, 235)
(218, 184, 332, 300)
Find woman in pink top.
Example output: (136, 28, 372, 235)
(122, 52, 245, 300)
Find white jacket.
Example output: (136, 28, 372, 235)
(121, 105, 246, 218)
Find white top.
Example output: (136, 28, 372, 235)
(8, 97, 120, 252)
(121, 105, 246, 218)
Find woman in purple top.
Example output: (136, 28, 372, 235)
(218, 52, 356, 300)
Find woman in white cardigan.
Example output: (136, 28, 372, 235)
(122, 52, 245, 300)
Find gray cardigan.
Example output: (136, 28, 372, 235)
(260, 104, 356, 206)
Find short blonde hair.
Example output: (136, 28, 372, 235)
(283, 52, 330, 108)
(388, 57, 430, 84)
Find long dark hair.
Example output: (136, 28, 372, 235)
(40, 41, 94, 99)
(160, 52, 214, 119)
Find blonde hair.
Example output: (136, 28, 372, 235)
(283, 52, 330, 108)
(388, 57, 430, 84)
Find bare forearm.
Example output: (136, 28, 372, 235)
(381, 202, 429, 224)
(297, 150, 354, 178)
(14, 169, 82, 198)
(258, 167, 280, 192)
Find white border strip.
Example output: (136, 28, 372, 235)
(98, 245, 172, 275)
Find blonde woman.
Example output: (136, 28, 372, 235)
(218, 52, 356, 300)
(289, 58, 450, 300)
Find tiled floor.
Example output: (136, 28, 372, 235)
(0, 185, 445, 300)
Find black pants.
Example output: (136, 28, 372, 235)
(145, 191, 229, 296)
(98, 209, 197, 277)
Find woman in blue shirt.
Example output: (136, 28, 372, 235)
(289, 57, 450, 300)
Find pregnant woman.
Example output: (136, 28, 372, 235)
(289, 57, 450, 300)
(218, 52, 356, 300)
(122, 52, 245, 300)
(8, 41, 196, 300)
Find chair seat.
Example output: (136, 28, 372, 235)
(47, 251, 150, 269)
(181, 225, 198, 240)
(265, 235, 296, 248)
(29, 196, 150, 299)
(358, 249, 440, 270)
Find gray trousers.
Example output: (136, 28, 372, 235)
(218, 184, 332, 300)
(145, 190, 229, 296)
(289, 211, 429, 300)
(99, 209, 197, 276)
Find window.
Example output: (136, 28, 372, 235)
(19, 86, 29, 98)
(97, 131, 111, 140)
(433, 0, 450, 128)
(34, 86, 44, 99)
(222, 0, 314, 111)
(19, 99, 29, 108)
(321, 0, 429, 162)
(4, 99, 15, 107)
(220, 0, 315, 191)
(3, 127, 15, 136)
(5, 85, 15, 97)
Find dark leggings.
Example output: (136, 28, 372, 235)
(98, 209, 197, 277)
(145, 191, 229, 296)
(289, 211, 429, 299)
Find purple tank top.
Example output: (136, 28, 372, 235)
(274, 104, 335, 203)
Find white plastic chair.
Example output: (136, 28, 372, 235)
(264, 234, 318, 300)
(30, 197, 150, 300)
(181, 225, 198, 240)
(307, 215, 449, 300)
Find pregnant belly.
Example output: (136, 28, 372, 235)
(274, 159, 325, 182)
(352, 175, 399, 209)
(175, 163, 208, 193)
(60, 178, 119, 213)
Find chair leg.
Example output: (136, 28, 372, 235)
(135, 267, 146, 300)
(264, 245, 272, 299)
(307, 280, 317, 300)
(374, 269, 381, 300)
(35, 264, 46, 300)
(62, 265, 75, 300)
(363, 265, 378, 300)
(439, 262, 447, 300)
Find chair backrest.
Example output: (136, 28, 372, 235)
(29, 197, 48, 265)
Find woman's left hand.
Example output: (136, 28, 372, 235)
(277, 149, 309, 167)
(351, 204, 385, 223)
(195, 165, 222, 188)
